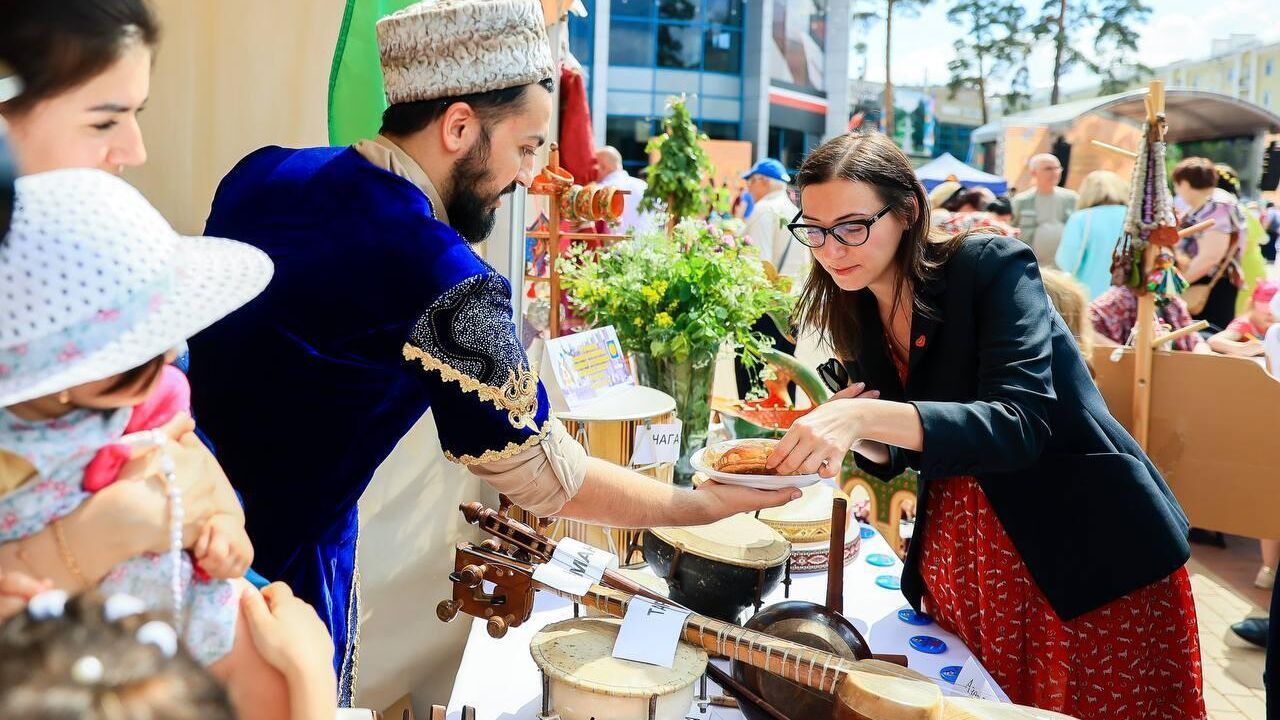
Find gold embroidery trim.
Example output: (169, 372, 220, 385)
(443, 418, 552, 465)
(403, 343, 541, 432)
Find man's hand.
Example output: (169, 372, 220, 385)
(690, 481, 799, 524)
(193, 515, 254, 579)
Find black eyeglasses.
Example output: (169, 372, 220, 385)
(787, 205, 893, 248)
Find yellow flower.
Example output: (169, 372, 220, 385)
(640, 285, 661, 305)
(633, 317, 644, 327)
(655, 312, 673, 328)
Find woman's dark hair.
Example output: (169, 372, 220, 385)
(1170, 157, 1218, 190)
(941, 188, 988, 213)
(986, 196, 1012, 216)
(0, 591, 234, 720)
(104, 354, 166, 395)
(792, 132, 964, 361)
(381, 77, 556, 136)
(1213, 162, 1242, 198)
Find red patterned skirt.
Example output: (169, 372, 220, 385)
(919, 476, 1206, 719)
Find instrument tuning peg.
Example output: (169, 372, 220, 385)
(480, 539, 503, 552)
(458, 564, 488, 588)
(486, 615, 509, 638)
(436, 600, 461, 623)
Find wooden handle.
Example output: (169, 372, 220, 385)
(1090, 139, 1138, 159)
(827, 497, 848, 614)
(1154, 320, 1209, 347)
(1177, 219, 1215, 239)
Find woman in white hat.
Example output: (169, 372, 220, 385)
(0, 169, 334, 720)
(0, 0, 238, 626)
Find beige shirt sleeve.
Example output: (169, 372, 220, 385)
(466, 417, 588, 517)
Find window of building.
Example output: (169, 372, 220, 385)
(700, 120, 739, 140)
(1228, 68, 1236, 83)
(1267, 58, 1275, 76)
(609, 20, 654, 65)
(568, 0, 594, 66)
(612, 0, 650, 17)
(605, 116, 659, 171)
(705, 0, 744, 26)
(657, 24, 702, 68)
(658, 0, 700, 21)
(1265, 91, 1273, 108)
(703, 28, 741, 73)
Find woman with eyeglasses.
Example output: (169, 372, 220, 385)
(766, 133, 1204, 720)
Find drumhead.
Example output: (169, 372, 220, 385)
(529, 618, 707, 698)
(758, 483, 848, 526)
(558, 385, 676, 422)
(650, 513, 790, 568)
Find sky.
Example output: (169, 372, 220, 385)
(851, 0, 1280, 93)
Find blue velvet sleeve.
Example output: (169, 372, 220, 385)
(401, 270, 552, 464)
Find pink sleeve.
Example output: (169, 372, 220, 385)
(122, 365, 191, 434)
(86, 366, 191, 492)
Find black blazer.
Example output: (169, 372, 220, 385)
(848, 234, 1190, 621)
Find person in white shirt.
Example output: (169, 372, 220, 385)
(735, 158, 801, 399)
(595, 146, 653, 235)
(742, 158, 806, 280)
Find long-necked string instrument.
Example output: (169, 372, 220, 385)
(440, 503, 1077, 720)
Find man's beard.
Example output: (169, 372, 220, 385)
(446, 129, 517, 244)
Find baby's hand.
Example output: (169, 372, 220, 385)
(193, 515, 254, 579)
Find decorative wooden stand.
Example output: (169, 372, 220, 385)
(525, 143, 629, 338)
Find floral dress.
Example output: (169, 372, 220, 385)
(887, 338, 1206, 719)
(0, 407, 237, 665)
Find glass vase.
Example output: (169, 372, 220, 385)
(632, 349, 717, 487)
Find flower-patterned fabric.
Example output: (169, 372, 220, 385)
(0, 407, 236, 665)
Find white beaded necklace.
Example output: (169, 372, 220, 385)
(147, 430, 185, 626)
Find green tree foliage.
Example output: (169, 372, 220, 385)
(641, 96, 714, 225)
(945, 0, 1031, 125)
(852, 0, 934, 143)
(1030, 0, 1152, 104)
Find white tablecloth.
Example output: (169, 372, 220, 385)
(445, 525, 1007, 719)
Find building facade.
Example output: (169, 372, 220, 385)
(568, 0, 851, 174)
(1160, 35, 1280, 113)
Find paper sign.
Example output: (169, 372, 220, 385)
(612, 596, 693, 668)
(538, 326, 634, 411)
(954, 656, 1001, 702)
(531, 537, 617, 597)
(630, 421, 683, 466)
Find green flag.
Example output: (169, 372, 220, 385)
(327, 0, 418, 147)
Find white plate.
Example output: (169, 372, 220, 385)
(690, 440, 823, 490)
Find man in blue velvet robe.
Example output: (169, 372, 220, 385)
(186, 0, 796, 703)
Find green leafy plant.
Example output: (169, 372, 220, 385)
(641, 96, 714, 225)
(559, 218, 792, 372)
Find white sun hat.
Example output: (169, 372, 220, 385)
(0, 168, 273, 407)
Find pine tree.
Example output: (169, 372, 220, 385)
(1031, 0, 1152, 105)
(945, 0, 1030, 126)
(854, 0, 934, 142)
(641, 96, 714, 226)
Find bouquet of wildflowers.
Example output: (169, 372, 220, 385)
(560, 218, 793, 372)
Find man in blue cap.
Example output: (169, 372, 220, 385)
(736, 158, 801, 399)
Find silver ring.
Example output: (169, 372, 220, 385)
(821, 458, 830, 467)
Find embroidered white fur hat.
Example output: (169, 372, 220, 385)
(0, 169, 273, 407)
(377, 0, 556, 104)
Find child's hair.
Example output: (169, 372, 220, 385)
(1040, 268, 1096, 377)
(103, 354, 168, 396)
(0, 591, 234, 720)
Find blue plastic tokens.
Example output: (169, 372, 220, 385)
(939, 665, 962, 683)
(897, 608, 933, 626)
(859, 525, 875, 539)
(874, 574, 901, 590)
(866, 553, 896, 567)
(909, 635, 948, 654)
